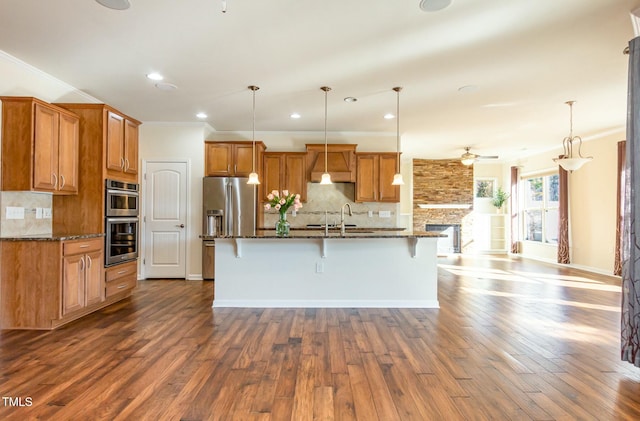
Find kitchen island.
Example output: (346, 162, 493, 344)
(213, 230, 442, 308)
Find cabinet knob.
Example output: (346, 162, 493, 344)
(120, 157, 125, 170)
(60, 174, 66, 189)
(79, 256, 85, 270)
(87, 255, 92, 268)
(52, 173, 58, 188)
(124, 159, 130, 171)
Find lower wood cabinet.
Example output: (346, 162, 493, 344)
(0, 237, 136, 330)
(62, 238, 104, 315)
(105, 260, 137, 298)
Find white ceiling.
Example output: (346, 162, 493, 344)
(0, 0, 637, 160)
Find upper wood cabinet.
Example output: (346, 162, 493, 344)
(0, 97, 79, 194)
(205, 141, 265, 177)
(105, 111, 139, 180)
(355, 153, 400, 203)
(51, 103, 141, 235)
(262, 152, 307, 202)
(306, 144, 357, 183)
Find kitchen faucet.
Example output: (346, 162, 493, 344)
(340, 203, 353, 235)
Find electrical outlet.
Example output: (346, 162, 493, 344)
(43, 208, 52, 218)
(379, 210, 391, 218)
(35, 207, 43, 219)
(316, 262, 324, 273)
(368, 210, 373, 217)
(6, 206, 24, 219)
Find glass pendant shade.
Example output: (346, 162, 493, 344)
(247, 85, 260, 185)
(247, 172, 260, 185)
(320, 86, 332, 185)
(392, 87, 404, 185)
(552, 101, 593, 171)
(461, 157, 475, 166)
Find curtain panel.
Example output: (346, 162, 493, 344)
(616, 141, 626, 276)
(557, 164, 570, 264)
(622, 37, 640, 366)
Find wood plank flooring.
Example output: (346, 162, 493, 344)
(1, 255, 640, 420)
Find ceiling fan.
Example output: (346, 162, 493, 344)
(460, 147, 499, 166)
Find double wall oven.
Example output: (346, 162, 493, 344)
(105, 179, 139, 266)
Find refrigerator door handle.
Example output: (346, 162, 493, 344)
(226, 181, 233, 235)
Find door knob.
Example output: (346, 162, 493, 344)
(177, 224, 185, 228)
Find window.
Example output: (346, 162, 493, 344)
(522, 173, 559, 244)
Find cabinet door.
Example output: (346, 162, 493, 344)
(33, 103, 59, 192)
(355, 154, 378, 202)
(57, 112, 79, 194)
(284, 153, 307, 202)
(205, 143, 233, 176)
(233, 144, 255, 176)
(123, 119, 139, 176)
(262, 153, 283, 198)
(378, 154, 400, 202)
(106, 111, 125, 172)
(85, 250, 105, 306)
(62, 254, 85, 315)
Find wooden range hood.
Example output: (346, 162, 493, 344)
(306, 144, 357, 183)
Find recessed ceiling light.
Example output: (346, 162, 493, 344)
(95, 0, 130, 10)
(196, 112, 208, 119)
(155, 82, 178, 91)
(290, 113, 301, 119)
(146, 72, 163, 81)
(344, 97, 358, 103)
(384, 113, 395, 119)
(419, 0, 452, 12)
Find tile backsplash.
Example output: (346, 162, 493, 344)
(263, 183, 400, 229)
(0, 191, 52, 237)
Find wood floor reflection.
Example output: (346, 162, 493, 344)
(1, 255, 639, 420)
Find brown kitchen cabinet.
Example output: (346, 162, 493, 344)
(105, 111, 139, 180)
(52, 103, 141, 235)
(105, 260, 137, 298)
(355, 153, 400, 203)
(62, 238, 105, 315)
(0, 96, 79, 194)
(262, 152, 307, 202)
(205, 141, 265, 177)
(0, 236, 122, 330)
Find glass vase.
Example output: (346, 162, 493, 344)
(275, 212, 290, 237)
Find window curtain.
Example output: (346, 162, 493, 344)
(615, 141, 626, 276)
(510, 166, 520, 253)
(622, 37, 640, 366)
(557, 164, 570, 264)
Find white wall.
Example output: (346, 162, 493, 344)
(138, 123, 210, 280)
(509, 131, 623, 274)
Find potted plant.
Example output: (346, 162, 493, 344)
(492, 186, 509, 213)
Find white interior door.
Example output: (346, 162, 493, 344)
(143, 161, 188, 278)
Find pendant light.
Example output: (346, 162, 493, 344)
(247, 85, 260, 185)
(320, 86, 332, 185)
(391, 87, 404, 185)
(552, 100, 593, 171)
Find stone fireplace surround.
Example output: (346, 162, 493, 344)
(412, 159, 474, 252)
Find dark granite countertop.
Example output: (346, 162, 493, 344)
(0, 233, 105, 241)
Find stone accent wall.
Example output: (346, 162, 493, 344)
(412, 159, 474, 251)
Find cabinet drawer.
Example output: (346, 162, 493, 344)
(105, 261, 137, 282)
(106, 276, 136, 297)
(63, 237, 103, 256)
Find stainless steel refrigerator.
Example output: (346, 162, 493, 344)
(202, 177, 257, 279)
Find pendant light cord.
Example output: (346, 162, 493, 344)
(394, 87, 402, 173)
(321, 86, 331, 173)
(249, 85, 259, 174)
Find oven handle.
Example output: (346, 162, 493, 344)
(106, 188, 139, 197)
(106, 217, 139, 224)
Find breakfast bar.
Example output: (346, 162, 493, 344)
(213, 231, 441, 308)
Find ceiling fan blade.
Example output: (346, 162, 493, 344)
(476, 155, 499, 159)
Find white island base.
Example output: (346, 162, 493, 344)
(213, 235, 439, 308)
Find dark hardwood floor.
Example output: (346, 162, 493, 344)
(1, 255, 640, 420)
